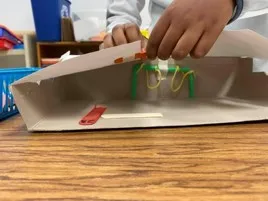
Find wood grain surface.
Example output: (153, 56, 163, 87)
(1, 116, 268, 201)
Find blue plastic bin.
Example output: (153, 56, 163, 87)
(31, 0, 71, 42)
(0, 68, 39, 121)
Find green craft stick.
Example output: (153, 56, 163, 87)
(131, 64, 140, 100)
(144, 64, 157, 71)
(188, 73, 195, 98)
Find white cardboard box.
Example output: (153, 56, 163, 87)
(11, 29, 268, 131)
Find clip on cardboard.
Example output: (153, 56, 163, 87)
(11, 29, 268, 131)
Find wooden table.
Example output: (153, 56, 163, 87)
(1, 116, 268, 201)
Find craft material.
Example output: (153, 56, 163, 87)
(171, 66, 195, 94)
(114, 50, 147, 64)
(140, 29, 150, 39)
(102, 113, 163, 119)
(131, 63, 195, 99)
(79, 105, 106, 125)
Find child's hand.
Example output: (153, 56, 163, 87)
(102, 23, 147, 49)
(146, 0, 235, 60)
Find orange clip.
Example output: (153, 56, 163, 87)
(114, 57, 124, 64)
(135, 51, 147, 60)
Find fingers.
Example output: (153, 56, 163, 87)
(147, 20, 204, 60)
(124, 23, 142, 43)
(190, 26, 224, 58)
(103, 23, 142, 49)
(103, 34, 114, 49)
(157, 26, 185, 60)
(112, 25, 128, 45)
(146, 14, 170, 59)
(145, 0, 232, 60)
(171, 25, 204, 60)
(147, 20, 222, 61)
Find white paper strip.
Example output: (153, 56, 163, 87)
(60, 51, 80, 62)
(158, 59, 169, 80)
(101, 113, 163, 119)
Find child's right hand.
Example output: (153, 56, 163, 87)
(101, 23, 147, 49)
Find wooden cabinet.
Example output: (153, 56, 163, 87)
(37, 41, 102, 67)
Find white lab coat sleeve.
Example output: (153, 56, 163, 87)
(106, 0, 146, 33)
(242, 0, 268, 13)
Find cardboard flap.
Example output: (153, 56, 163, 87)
(12, 29, 268, 86)
(207, 29, 268, 58)
(13, 41, 141, 85)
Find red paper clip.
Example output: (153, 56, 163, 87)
(79, 105, 107, 126)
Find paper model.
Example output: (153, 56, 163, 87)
(11, 29, 268, 131)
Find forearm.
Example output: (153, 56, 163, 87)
(106, 0, 145, 32)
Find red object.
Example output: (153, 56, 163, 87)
(135, 51, 147, 60)
(114, 50, 147, 64)
(0, 39, 13, 50)
(114, 57, 123, 64)
(41, 58, 60, 65)
(79, 105, 107, 125)
(0, 24, 23, 44)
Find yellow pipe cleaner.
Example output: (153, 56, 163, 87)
(136, 63, 162, 89)
(171, 65, 195, 92)
(137, 64, 194, 92)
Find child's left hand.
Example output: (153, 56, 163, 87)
(146, 0, 235, 60)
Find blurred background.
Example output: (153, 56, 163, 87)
(0, 0, 151, 33)
(0, 0, 152, 69)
